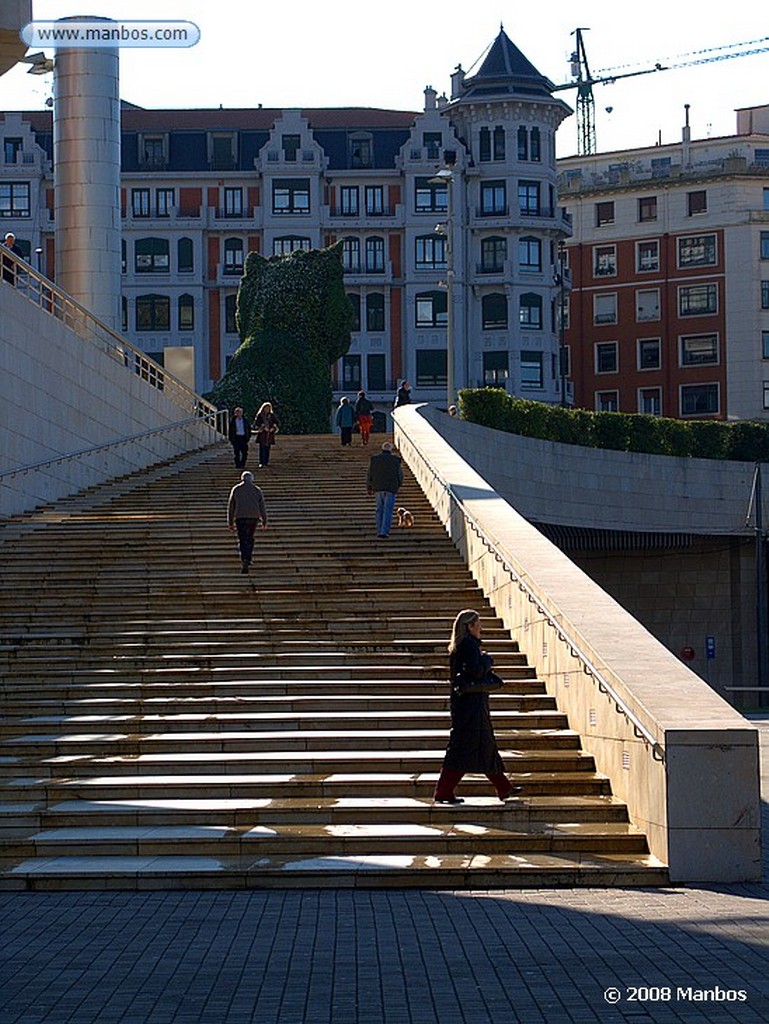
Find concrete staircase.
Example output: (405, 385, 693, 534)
(0, 435, 668, 889)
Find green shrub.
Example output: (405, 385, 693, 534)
(457, 390, 769, 463)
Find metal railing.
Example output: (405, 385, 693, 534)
(401, 427, 666, 763)
(1, 247, 222, 425)
(0, 415, 224, 484)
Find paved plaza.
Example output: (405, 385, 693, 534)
(1, 718, 767, 1024)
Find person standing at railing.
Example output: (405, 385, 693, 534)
(1, 232, 24, 285)
(228, 406, 252, 468)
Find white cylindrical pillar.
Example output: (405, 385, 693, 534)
(54, 19, 121, 330)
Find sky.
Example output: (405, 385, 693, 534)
(1, 0, 768, 157)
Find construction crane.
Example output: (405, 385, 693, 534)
(553, 29, 769, 155)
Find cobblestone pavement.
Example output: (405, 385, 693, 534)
(1, 719, 767, 1024)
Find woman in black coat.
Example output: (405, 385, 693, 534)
(433, 609, 522, 804)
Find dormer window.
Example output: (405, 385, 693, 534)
(210, 133, 236, 171)
(350, 132, 373, 168)
(139, 135, 167, 170)
(282, 134, 301, 162)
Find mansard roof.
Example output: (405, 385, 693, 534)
(461, 27, 556, 99)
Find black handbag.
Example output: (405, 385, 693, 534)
(453, 669, 504, 695)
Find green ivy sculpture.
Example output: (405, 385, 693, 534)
(207, 241, 353, 433)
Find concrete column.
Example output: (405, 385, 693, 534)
(53, 20, 121, 330)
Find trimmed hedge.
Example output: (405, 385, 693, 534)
(457, 390, 769, 462)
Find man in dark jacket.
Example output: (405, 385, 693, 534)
(227, 471, 268, 573)
(228, 406, 251, 468)
(366, 441, 403, 537)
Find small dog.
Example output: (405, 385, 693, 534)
(395, 507, 414, 528)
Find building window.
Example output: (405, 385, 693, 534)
(518, 180, 540, 216)
(3, 137, 22, 164)
(519, 292, 542, 330)
(593, 244, 617, 277)
(761, 232, 769, 260)
(366, 292, 385, 332)
(415, 176, 447, 213)
(349, 133, 373, 168)
(423, 132, 442, 160)
(365, 236, 385, 273)
(680, 334, 719, 366)
(516, 126, 528, 161)
(121, 238, 127, 274)
(416, 349, 447, 386)
(177, 237, 193, 273)
(272, 178, 310, 215)
(224, 187, 243, 217)
(490, 126, 504, 161)
(595, 342, 618, 374)
(762, 282, 769, 309)
(340, 186, 359, 216)
(224, 237, 244, 275)
(211, 134, 235, 170)
(530, 128, 541, 161)
(687, 190, 707, 216)
(520, 350, 543, 389)
(679, 283, 717, 316)
(596, 390, 619, 412)
(156, 188, 174, 218)
(282, 134, 301, 162)
(678, 234, 717, 268)
(593, 293, 617, 325)
(347, 293, 361, 331)
(764, 188, 769, 212)
(342, 354, 361, 390)
(135, 237, 169, 273)
(763, 382, 769, 410)
(763, 331, 769, 359)
(639, 387, 662, 415)
(415, 235, 447, 270)
(595, 201, 614, 226)
(480, 181, 506, 216)
(225, 294, 238, 334)
(131, 188, 150, 217)
(273, 236, 311, 255)
(416, 290, 447, 327)
(121, 296, 128, 332)
(638, 337, 661, 370)
(482, 292, 508, 330)
(136, 294, 170, 331)
(681, 383, 719, 416)
(636, 289, 660, 322)
(483, 351, 509, 386)
(178, 294, 194, 331)
(636, 239, 660, 273)
(638, 196, 657, 222)
(365, 186, 385, 216)
(518, 236, 541, 273)
(479, 127, 491, 162)
(479, 236, 506, 273)
(367, 353, 386, 390)
(342, 237, 360, 272)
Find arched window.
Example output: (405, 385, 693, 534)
(520, 292, 543, 329)
(177, 237, 193, 273)
(482, 293, 508, 330)
(135, 237, 169, 273)
(136, 294, 170, 331)
(272, 236, 311, 256)
(178, 293, 194, 331)
(224, 238, 244, 275)
(365, 236, 385, 273)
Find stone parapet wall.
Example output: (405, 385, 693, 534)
(394, 403, 762, 882)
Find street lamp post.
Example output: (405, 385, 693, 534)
(429, 169, 454, 410)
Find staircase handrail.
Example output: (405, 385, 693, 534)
(1, 247, 220, 423)
(0, 414, 225, 482)
(404, 431, 666, 763)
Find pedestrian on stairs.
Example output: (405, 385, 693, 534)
(227, 470, 268, 574)
(434, 609, 523, 805)
(335, 396, 355, 446)
(253, 402, 280, 467)
(228, 407, 251, 468)
(354, 390, 374, 445)
(366, 441, 403, 538)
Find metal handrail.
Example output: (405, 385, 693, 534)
(400, 427, 666, 763)
(1, 248, 221, 424)
(0, 415, 224, 482)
